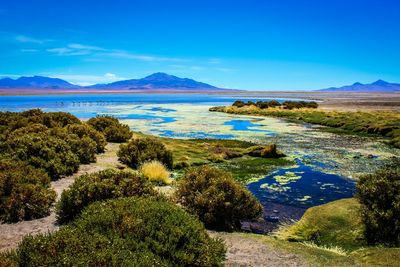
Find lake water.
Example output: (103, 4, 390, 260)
(1, 93, 397, 216)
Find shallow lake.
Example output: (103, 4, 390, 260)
(1, 93, 398, 216)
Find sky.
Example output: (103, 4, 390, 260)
(0, 0, 399, 91)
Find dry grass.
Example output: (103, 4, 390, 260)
(140, 160, 171, 185)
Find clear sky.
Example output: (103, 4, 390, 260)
(0, 0, 399, 90)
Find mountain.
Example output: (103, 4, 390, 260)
(89, 72, 218, 90)
(318, 80, 400, 92)
(0, 76, 78, 89)
(0, 73, 224, 91)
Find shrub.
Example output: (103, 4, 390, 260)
(232, 100, 245, 107)
(246, 144, 285, 158)
(356, 166, 400, 246)
(0, 160, 56, 222)
(87, 115, 132, 142)
(140, 160, 171, 185)
(17, 197, 226, 266)
(56, 169, 157, 223)
(175, 166, 263, 231)
(117, 138, 173, 169)
(4, 132, 80, 180)
(66, 123, 107, 153)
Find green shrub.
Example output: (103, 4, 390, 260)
(175, 166, 263, 231)
(56, 169, 157, 223)
(17, 197, 225, 266)
(0, 160, 56, 222)
(87, 115, 132, 142)
(356, 166, 400, 246)
(66, 123, 107, 153)
(118, 138, 173, 169)
(3, 132, 80, 180)
(246, 144, 285, 158)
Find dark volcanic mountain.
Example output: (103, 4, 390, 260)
(0, 76, 78, 89)
(90, 72, 217, 90)
(318, 80, 400, 92)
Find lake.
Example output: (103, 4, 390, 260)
(1, 93, 397, 217)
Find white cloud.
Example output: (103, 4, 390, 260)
(20, 48, 39, 53)
(46, 42, 185, 62)
(48, 73, 126, 85)
(15, 35, 50, 44)
(104, 73, 116, 78)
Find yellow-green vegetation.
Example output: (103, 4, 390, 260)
(275, 198, 365, 251)
(56, 169, 157, 223)
(210, 105, 400, 148)
(4, 197, 225, 266)
(140, 160, 171, 185)
(134, 134, 293, 182)
(274, 198, 400, 266)
(175, 166, 263, 231)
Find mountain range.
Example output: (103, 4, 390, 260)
(0, 73, 221, 91)
(318, 80, 400, 92)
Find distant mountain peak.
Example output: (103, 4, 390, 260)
(371, 79, 389, 86)
(0, 75, 78, 89)
(318, 80, 400, 92)
(90, 72, 218, 90)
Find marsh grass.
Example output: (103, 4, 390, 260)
(140, 160, 171, 185)
(211, 106, 400, 148)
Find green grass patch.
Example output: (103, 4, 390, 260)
(211, 106, 400, 148)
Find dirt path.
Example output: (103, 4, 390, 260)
(210, 232, 308, 267)
(0, 143, 121, 252)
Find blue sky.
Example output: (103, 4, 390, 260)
(0, 0, 399, 90)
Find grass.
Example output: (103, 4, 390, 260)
(140, 160, 171, 185)
(133, 132, 294, 183)
(211, 105, 400, 148)
(270, 198, 400, 266)
(274, 198, 365, 251)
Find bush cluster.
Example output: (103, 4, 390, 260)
(282, 101, 319, 109)
(56, 169, 157, 223)
(118, 137, 173, 169)
(231, 100, 318, 109)
(0, 110, 108, 180)
(87, 115, 132, 142)
(176, 166, 263, 231)
(0, 160, 56, 222)
(14, 197, 225, 266)
(356, 166, 400, 246)
(246, 144, 285, 158)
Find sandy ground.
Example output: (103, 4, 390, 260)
(210, 232, 308, 267)
(0, 143, 121, 252)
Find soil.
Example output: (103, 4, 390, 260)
(210, 231, 308, 267)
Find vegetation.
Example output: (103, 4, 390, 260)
(176, 166, 263, 231)
(56, 169, 157, 223)
(275, 198, 365, 251)
(118, 137, 173, 169)
(231, 100, 318, 109)
(140, 160, 171, 185)
(273, 198, 400, 266)
(356, 166, 400, 246)
(87, 115, 132, 142)
(0, 159, 56, 222)
(0, 110, 109, 180)
(10, 197, 225, 266)
(66, 123, 107, 153)
(210, 105, 400, 148)
(245, 144, 285, 158)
